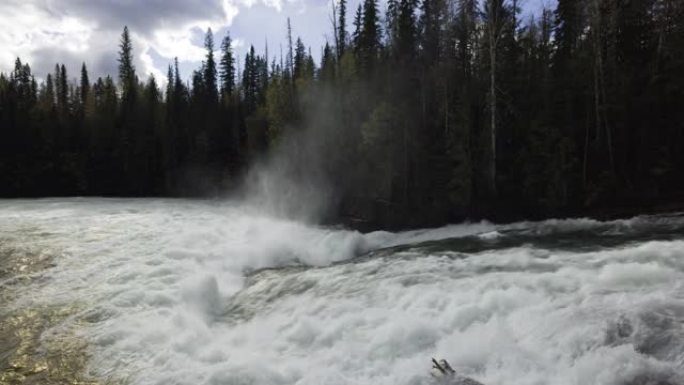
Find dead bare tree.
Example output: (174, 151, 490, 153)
(483, 0, 508, 196)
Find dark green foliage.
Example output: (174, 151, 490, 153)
(204, 28, 218, 105)
(219, 33, 236, 103)
(118, 26, 136, 106)
(352, 5, 363, 49)
(1, 5, 683, 227)
(80, 63, 89, 108)
(293, 38, 307, 80)
(242, 46, 259, 114)
(358, 0, 381, 73)
(337, 0, 348, 59)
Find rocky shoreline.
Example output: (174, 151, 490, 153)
(0, 237, 113, 385)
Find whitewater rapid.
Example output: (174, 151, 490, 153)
(1, 198, 683, 385)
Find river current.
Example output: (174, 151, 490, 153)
(1, 198, 683, 385)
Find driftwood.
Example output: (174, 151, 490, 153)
(431, 358, 485, 385)
(432, 358, 455, 375)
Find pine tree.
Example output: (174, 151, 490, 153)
(219, 33, 236, 102)
(43, 73, 55, 110)
(352, 4, 363, 49)
(242, 46, 258, 113)
(166, 65, 174, 104)
(173, 57, 184, 101)
(320, 42, 336, 81)
(387, 0, 399, 44)
(337, 0, 348, 59)
(420, 0, 442, 63)
(294, 38, 307, 79)
(395, 0, 418, 60)
(80, 63, 90, 108)
(58, 64, 68, 117)
(359, 0, 381, 72)
(554, 0, 584, 63)
(118, 26, 136, 105)
(203, 28, 218, 104)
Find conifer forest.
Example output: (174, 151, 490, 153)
(1, 0, 683, 227)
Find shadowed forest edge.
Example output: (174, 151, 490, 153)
(1, 0, 683, 229)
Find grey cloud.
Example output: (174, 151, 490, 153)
(45, 0, 227, 36)
(3, 0, 376, 85)
(29, 47, 85, 80)
(31, 45, 117, 82)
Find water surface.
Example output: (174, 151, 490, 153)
(1, 198, 683, 385)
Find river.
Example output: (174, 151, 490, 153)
(1, 198, 683, 385)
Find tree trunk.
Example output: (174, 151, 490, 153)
(489, 31, 497, 197)
(583, 98, 591, 188)
(331, 0, 340, 60)
(602, 0, 616, 175)
(592, 0, 615, 175)
(593, 40, 602, 144)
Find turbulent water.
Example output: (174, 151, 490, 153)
(1, 198, 684, 385)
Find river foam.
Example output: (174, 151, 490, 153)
(1, 198, 683, 385)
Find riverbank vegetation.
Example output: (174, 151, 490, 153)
(1, 0, 683, 226)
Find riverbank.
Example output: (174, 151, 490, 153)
(338, 195, 684, 232)
(0, 230, 115, 385)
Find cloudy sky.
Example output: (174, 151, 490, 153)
(0, 0, 554, 85)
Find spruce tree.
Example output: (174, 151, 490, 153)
(44, 73, 55, 110)
(80, 63, 90, 108)
(203, 28, 218, 104)
(320, 42, 336, 81)
(294, 38, 307, 79)
(220, 33, 236, 102)
(359, 0, 381, 73)
(58, 64, 68, 117)
(166, 65, 174, 104)
(395, 0, 418, 60)
(554, 0, 584, 63)
(352, 5, 363, 49)
(118, 26, 136, 105)
(337, 0, 347, 59)
(420, 0, 442, 63)
(173, 57, 184, 101)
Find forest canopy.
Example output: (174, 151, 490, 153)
(1, 0, 683, 227)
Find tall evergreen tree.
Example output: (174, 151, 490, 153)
(242, 46, 258, 113)
(395, 0, 418, 59)
(43, 73, 55, 110)
(320, 42, 336, 81)
(204, 28, 218, 104)
(294, 38, 308, 79)
(554, 0, 585, 63)
(80, 62, 90, 108)
(337, 0, 348, 59)
(419, 0, 443, 63)
(58, 64, 68, 117)
(166, 65, 174, 104)
(359, 0, 381, 72)
(118, 26, 136, 105)
(352, 4, 363, 49)
(173, 57, 184, 100)
(220, 33, 236, 102)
